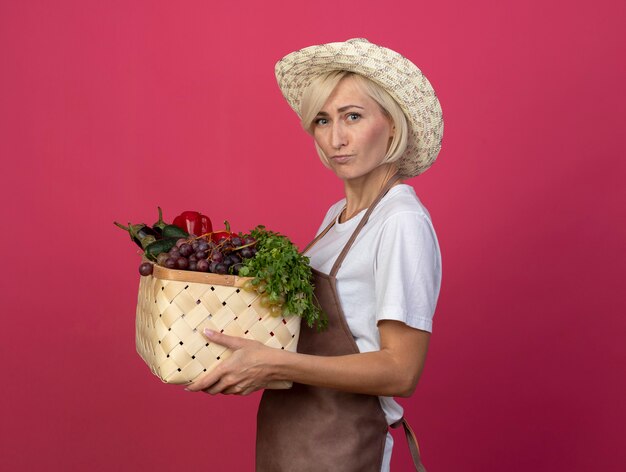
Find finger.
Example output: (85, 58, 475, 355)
(222, 383, 258, 396)
(203, 381, 228, 395)
(203, 329, 248, 350)
(188, 366, 242, 394)
(203, 377, 242, 395)
(240, 386, 256, 396)
(185, 368, 223, 392)
(221, 384, 247, 396)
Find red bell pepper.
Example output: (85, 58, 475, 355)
(172, 211, 212, 237)
(211, 220, 236, 243)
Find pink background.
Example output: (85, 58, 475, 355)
(1, 1, 624, 470)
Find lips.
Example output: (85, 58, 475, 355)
(330, 154, 353, 164)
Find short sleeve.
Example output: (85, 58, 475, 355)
(374, 212, 442, 332)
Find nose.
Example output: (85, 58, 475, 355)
(331, 122, 347, 150)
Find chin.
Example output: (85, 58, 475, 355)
(333, 168, 379, 182)
(333, 170, 359, 181)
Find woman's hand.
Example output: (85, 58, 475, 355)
(185, 329, 279, 396)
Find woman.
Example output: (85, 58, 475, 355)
(187, 38, 443, 471)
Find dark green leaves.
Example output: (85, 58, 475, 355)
(239, 226, 327, 331)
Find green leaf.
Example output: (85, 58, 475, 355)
(240, 226, 327, 331)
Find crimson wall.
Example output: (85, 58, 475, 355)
(1, 1, 624, 470)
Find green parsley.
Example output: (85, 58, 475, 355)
(238, 226, 327, 331)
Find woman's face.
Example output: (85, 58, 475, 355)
(312, 76, 394, 182)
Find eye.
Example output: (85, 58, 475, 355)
(346, 112, 361, 121)
(313, 117, 329, 126)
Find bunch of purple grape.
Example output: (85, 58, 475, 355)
(138, 235, 257, 276)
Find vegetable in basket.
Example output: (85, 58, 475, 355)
(238, 226, 327, 331)
(152, 206, 190, 239)
(172, 210, 212, 237)
(211, 220, 237, 243)
(115, 210, 327, 331)
(114, 207, 190, 260)
(113, 222, 159, 249)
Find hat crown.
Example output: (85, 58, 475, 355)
(345, 38, 370, 44)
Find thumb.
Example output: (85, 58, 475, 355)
(203, 328, 246, 349)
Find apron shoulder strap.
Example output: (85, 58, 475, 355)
(329, 173, 402, 277)
(301, 210, 341, 255)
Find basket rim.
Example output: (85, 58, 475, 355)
(151, 264, 253, 287)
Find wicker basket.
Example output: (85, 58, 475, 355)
(135, 264, 301, 388)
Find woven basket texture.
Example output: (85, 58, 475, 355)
(136, 266, 300, 388)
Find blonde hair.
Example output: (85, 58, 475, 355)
(300, 71, 409, 168)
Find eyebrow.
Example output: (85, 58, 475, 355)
(316, 105, 365, 116)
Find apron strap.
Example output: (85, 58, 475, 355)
(302, 172, 402, 258)
(391, 418, 428, 472)
(301, 213, 339, 255)
(329, 173, 402, 277)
